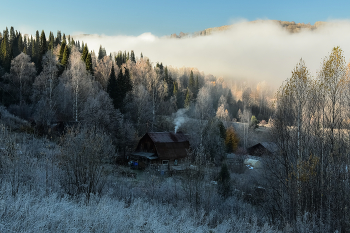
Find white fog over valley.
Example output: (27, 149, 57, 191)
(75, 20, 350, 87)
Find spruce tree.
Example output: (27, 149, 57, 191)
(23, 35, 27, 53)
(218, 163, 231, 199)
(9, 27, 15, 46)
(56, 30, 61, 45)
(81, 45, 88, 62)
(189, 70, 194, 91)
(107, 64, 118, 109)
(17, 33, 23, 54)
(98, 45, 106, 60)
(37, 30, 47, 74)
(85, 52, 93, 74)
(61, 45, 69, 68)
(173, 81, 178, 96)
(0, 29, 10, 72)
(130, 50, 136, 62)
(31, 36, 35, 60)
(35, 30, 40, 58)
(48, 31, 54, 50)
(116, 67, 132, 111)
(40, 30, 47, 55)
(59, 41, 66, 62)
(184, 88, 191, 108)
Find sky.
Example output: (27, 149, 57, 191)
(2, 1, 350, 88)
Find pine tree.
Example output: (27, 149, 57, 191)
(140, 52, 143, 59)
(107, 64, 118, 109)
(85, 52, 93, 74)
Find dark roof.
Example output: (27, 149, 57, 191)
(248, 142, 278, 154)
(259, 142, 278, 153)
(147, 132, 188, 143)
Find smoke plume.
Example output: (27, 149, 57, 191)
(173, 109, 188, 133)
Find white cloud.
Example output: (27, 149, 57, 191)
(74, 20, 350, 88)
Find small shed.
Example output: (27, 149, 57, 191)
(247, 142, 277, 156)
(131, 132, 190, 166)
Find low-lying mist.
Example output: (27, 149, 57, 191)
(74, 20, 350, 88)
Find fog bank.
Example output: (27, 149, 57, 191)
(74, 20, 350, 88)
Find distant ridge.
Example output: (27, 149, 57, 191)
(170, 20, 327, 38)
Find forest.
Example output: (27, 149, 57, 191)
(0, 26, 349, 232)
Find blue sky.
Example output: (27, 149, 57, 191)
(1, 0, 349, 36)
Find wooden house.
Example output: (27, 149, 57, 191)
(247, 142, 277, 157)
(131, 132, 189, 168)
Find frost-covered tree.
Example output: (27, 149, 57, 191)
(125, 84, 152, 135)
(95, 56, 113, 89)
(59, 126, 115, 199)
(196, 85, 214, 121)
(5, 53, 36, 107)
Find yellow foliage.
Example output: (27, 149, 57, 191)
(297, 154, 319, 182)
(225, 126, 239, 152)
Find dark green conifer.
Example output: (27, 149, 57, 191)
(184, 88, 191, 108)
(98, 45, 106, 60)
(218, 163, 231, 199)
(107, 65, 118, 109)
(130, 50, 136, 62)
(189, 70, 194, 90)
(40, 30, 47, 55)
(85, 52, 93, 74)
(81, 45, 88, 62)
(59, 41, 66, 62)
(56, 30, 61, 45)
(114, 67, 132, 111)
(0, 28, 10, 72)
(61, 45, 69, 67)
(48, 31, 54, 50)
(17, 33, 23, 53)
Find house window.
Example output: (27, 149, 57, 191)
(162, 160, 169, 165)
